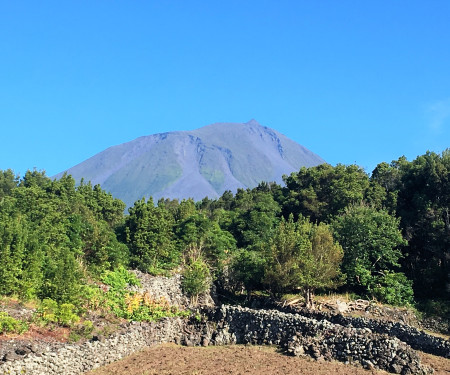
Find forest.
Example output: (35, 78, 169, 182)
(0, 149, 448, 328)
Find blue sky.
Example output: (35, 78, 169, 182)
(1, 1, 449, 178)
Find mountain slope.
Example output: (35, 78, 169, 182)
(55, 120, 325, 206)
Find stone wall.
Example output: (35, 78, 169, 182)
(272, 304, 450, 358)
(202, 305, 434, 375)
(128, 270, 189, 307)
(0, 305, 439, 375)
(128, 270, 216, 307)
(1, 318, 185, 375)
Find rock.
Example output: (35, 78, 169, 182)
(15, 346, 31, 356)
(390, 363, 403, 374)
(295, 345, 306, 356)
(335, 300, 349, 313)
(363, 359, 375, 370)
(3, 351, 22, 362)
(91, 335, 105, 342)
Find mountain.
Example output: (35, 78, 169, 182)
(54, 120, 325, 206)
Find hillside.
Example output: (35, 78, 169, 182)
(54, 120, 325, 206)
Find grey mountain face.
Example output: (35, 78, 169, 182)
(54, 120, 325, 207)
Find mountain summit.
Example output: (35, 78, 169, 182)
(55, 120, 325, 206)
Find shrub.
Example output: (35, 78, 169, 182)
(371, 271, 414, 306)
(124, 292, 188, 321)
(100, 267, 140, 317)
(58, 303, 80, 326)
(181, 258, 211, 304)
(0, 312, 28, 334)
(37, 298, 58, 324)
(100, 266, 140, 291)
(100, 267, 187, 321)
(36, 298, 80, 326)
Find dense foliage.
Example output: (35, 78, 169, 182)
(263, 215, 343, 307)
(0, 171, 127, 304)
(0, 149, 448, 321)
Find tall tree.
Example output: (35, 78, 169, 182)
(263, 216, 343, 307)
(0, 169, 18, 199)
(332, 204, 412, 304)
(125, 198, 178, 273)
(396, 150, 450, 299)
(298, 222, 344, 308)
(282, 164, 369, 223)
(263, 216, 307, 297)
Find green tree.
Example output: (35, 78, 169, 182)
(229, 249, 266, 299)
(282, 164, 369, 223)
(263, 216, 343, 307)
(297, 222, 344, 308)
(0, 171, 128, 305)
(263, 216, 309, 297)
(0, 169, 18, 199)
(395, 150, 450, 299)
(77, 180, 126, 228)
(125, 198, 178, 273)
(332, 204, 412, 304)
(20, 169, 51, 189)
(176, 211, 236, 273)
(229, 189, 280, 250)
(0, 203, 26, 295)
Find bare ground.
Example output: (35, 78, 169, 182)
(85, 344, 450, 375)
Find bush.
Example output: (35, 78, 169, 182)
(37, 298, 58, 324)
(100, 267, 140, 317)
(100, 267, 187, 321)
(36, 298, 80, 326)
(181, 258, 211, 304)
(371, 272, 414, 306)
(124, 292, 188, 321)
(417, 299, 450, 319)
(0, 312, 28, 334)
(69, 320, 94, 342)
(100, 266, 140, 291)
(58, 303, 80, 326)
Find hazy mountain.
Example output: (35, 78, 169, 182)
(55, 120, 325, 206)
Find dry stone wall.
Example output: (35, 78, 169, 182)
(0, 306, 439, 375)
(128, 270, 216, 307)
(273, 304, 450, 358)
(128, 270, 189, 307)
(203, 305, 434, 375)
(1, 318, 185, 375)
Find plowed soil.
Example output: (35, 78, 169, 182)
(85, 344, 450, 375)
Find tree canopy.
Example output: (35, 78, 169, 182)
(0, 148, 448, 311)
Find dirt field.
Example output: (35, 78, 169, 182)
(85, 344, 450, 375)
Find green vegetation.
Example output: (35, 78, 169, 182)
(35, 298, 80, 326)
(182, 257, 211, 304)
(200, 167, 225, 193)
(0, 312, 28, 334)
(262, 215, 343, 307)
(332, 204, 412, 305)
(0, 148, 448, 331)
(100, 267, 188, 321)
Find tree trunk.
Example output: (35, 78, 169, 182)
(304, 288, 315, 309)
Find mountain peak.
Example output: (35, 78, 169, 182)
(245, 119, 261, 126)
(55, 121, 325, 206)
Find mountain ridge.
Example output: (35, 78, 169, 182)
(54, 120, 325, 206)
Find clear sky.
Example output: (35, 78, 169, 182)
(1, 1, 449, 178)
